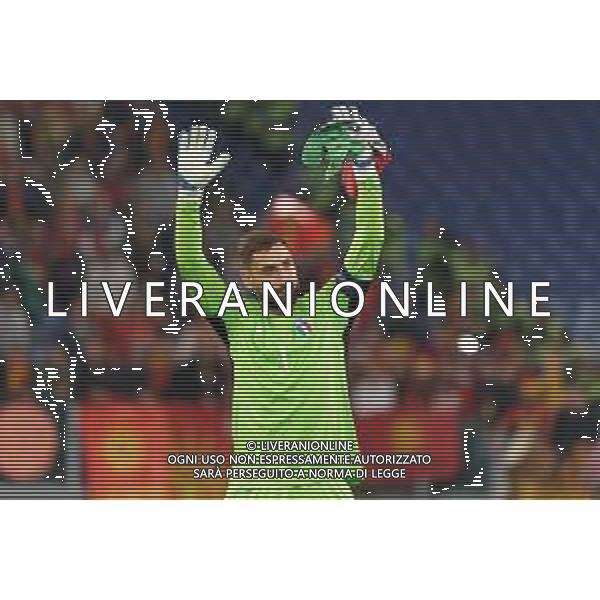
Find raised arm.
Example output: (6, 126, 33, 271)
(302, 106, 388, 281)
(343, 163, 384, 280)
(176, 123, 231, 316)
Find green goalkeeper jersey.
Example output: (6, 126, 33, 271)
(175, 165, 384, 498)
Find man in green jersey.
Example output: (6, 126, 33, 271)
(175, 106, 388, 498)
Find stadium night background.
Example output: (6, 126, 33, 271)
(0, 100, 598, 499)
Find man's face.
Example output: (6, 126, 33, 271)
(246, 242, 299, 294)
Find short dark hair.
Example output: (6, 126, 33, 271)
(239, 231, 288, 266)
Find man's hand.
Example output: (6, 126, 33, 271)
(178, 122, 231, 190)
(302, 106, 388, 178)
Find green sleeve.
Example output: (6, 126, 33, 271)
(175, 189, 228, 317)
(343, 164, 385, 280)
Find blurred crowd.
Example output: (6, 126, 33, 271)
(0, 100, 598, 499)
